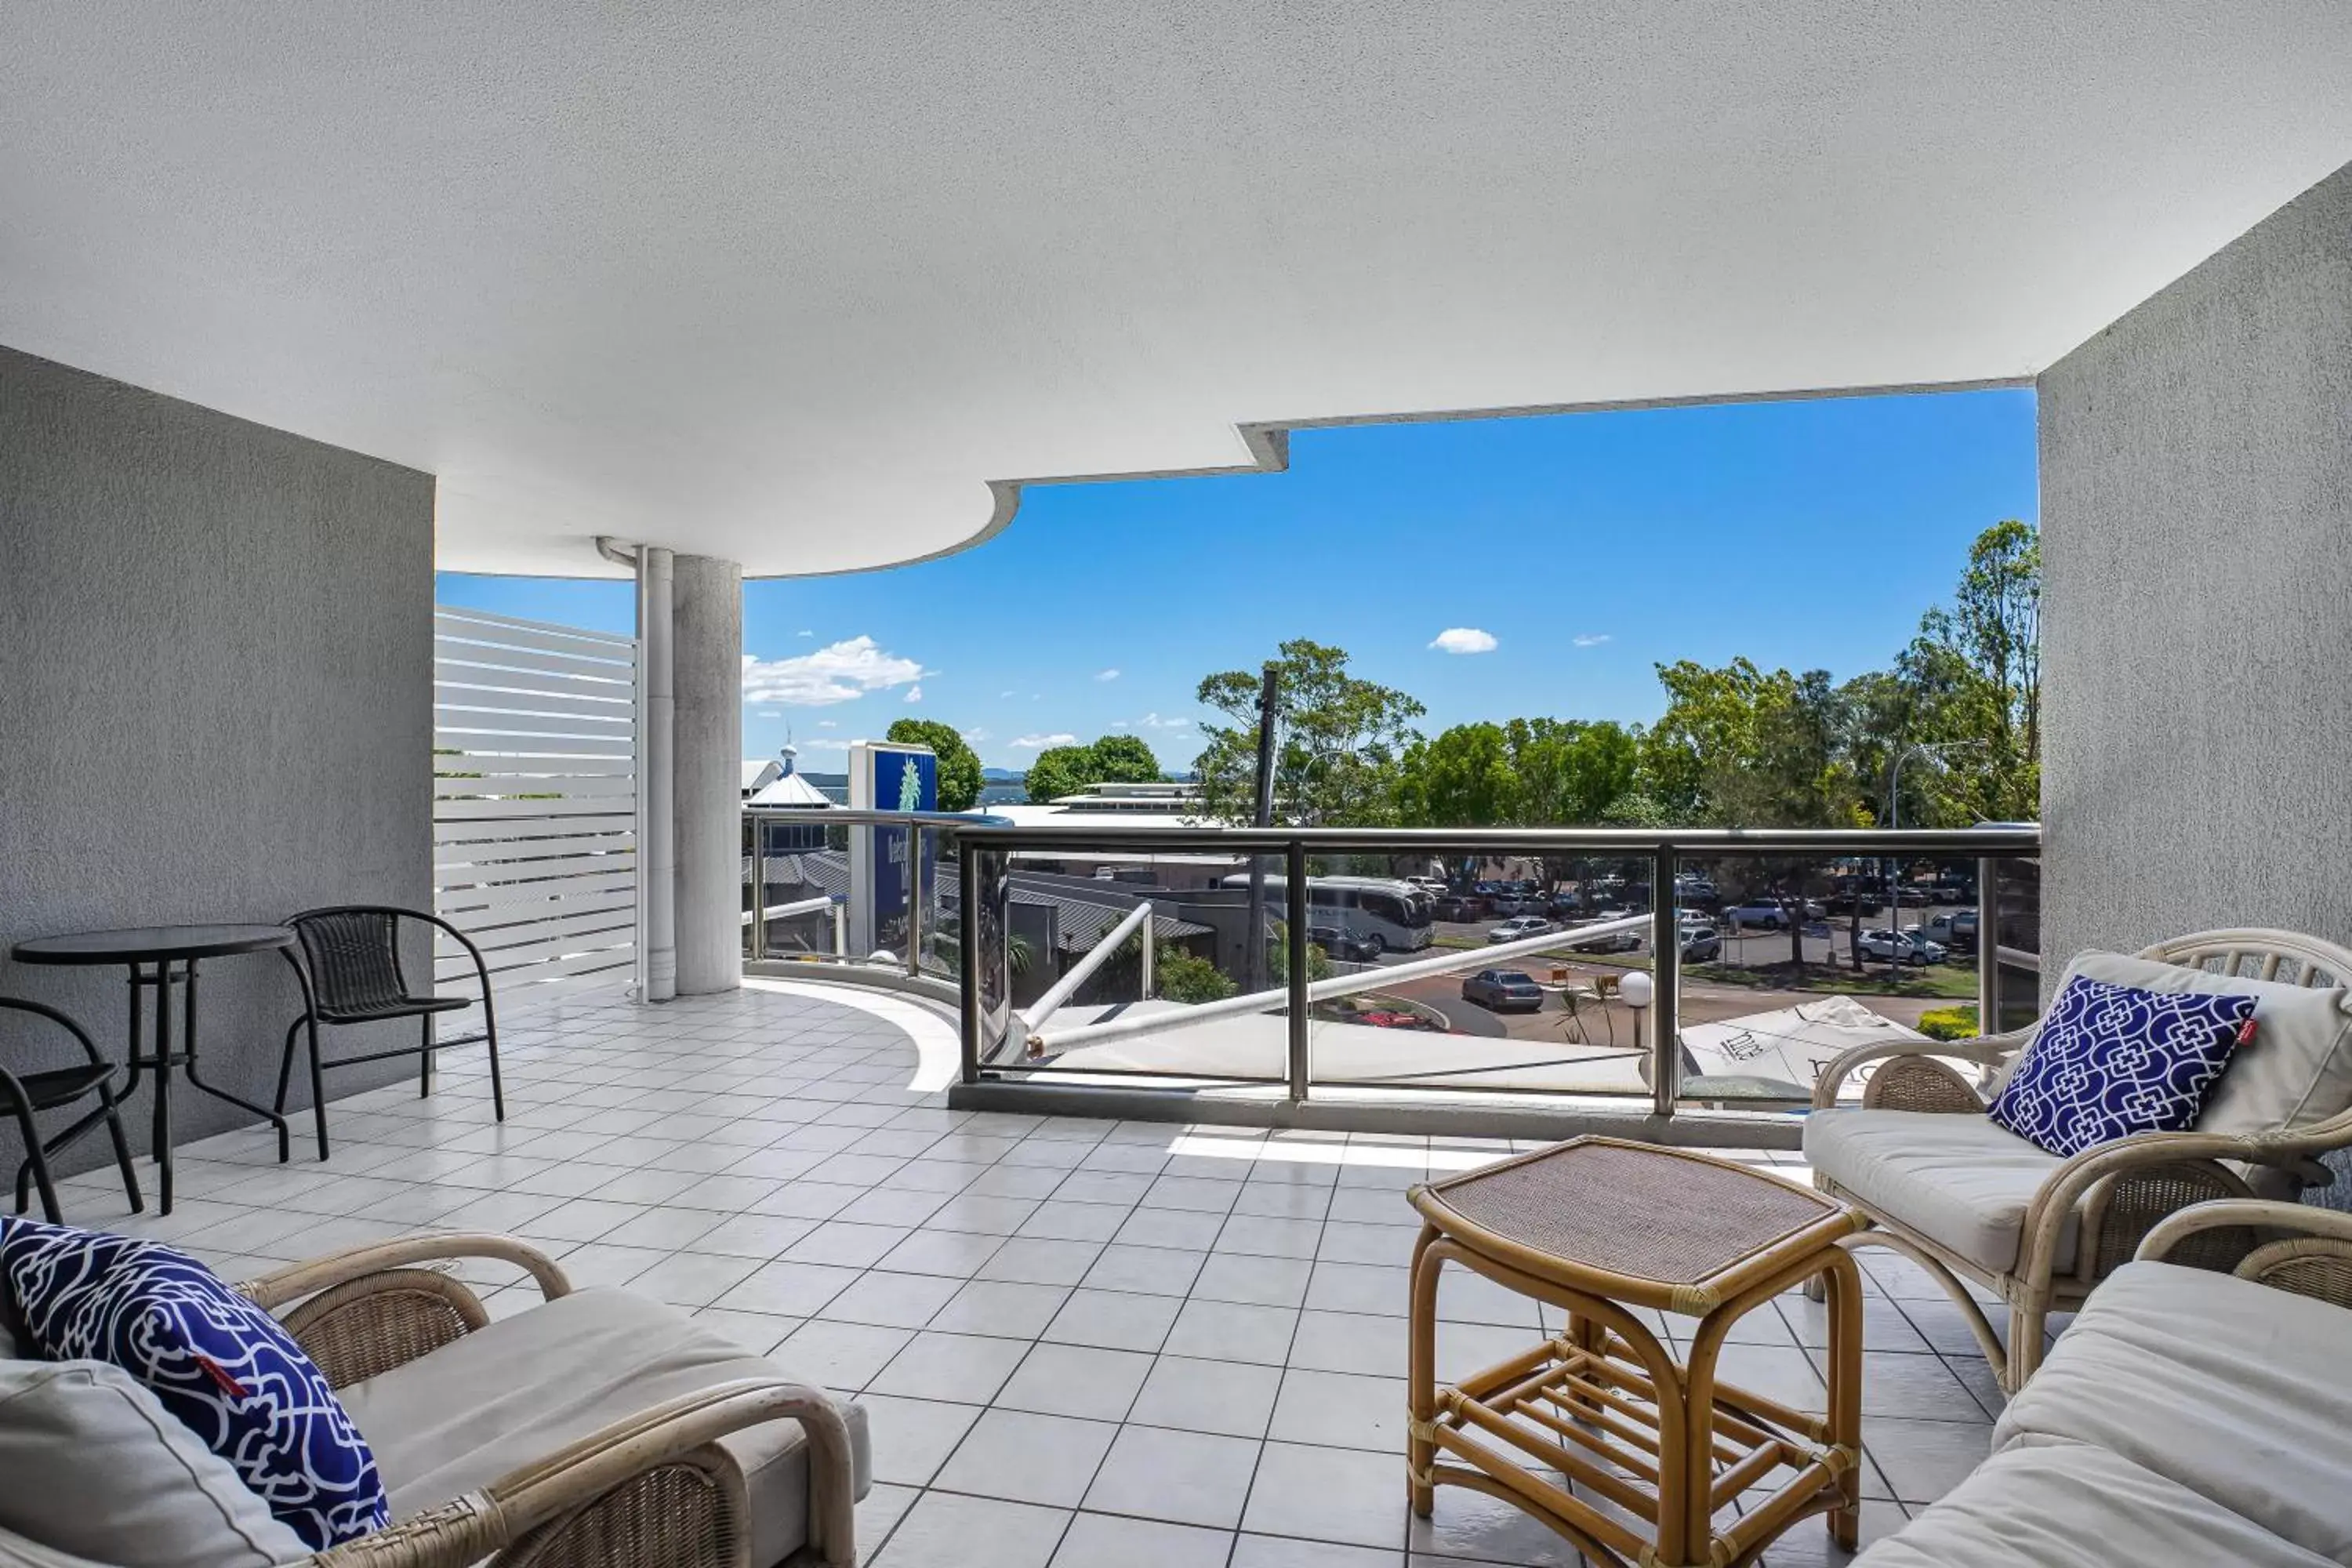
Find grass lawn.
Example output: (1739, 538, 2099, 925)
(1687, 960, 1979, 1000)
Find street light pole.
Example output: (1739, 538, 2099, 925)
(1883, 739, 1985, 975)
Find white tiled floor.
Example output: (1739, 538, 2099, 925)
(50, 979, 2013, 1567)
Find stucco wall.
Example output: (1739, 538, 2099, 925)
(0, 345, 434, 1178)
(2039, 161, 2352, 1195)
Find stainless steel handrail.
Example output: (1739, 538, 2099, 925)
(952, 822, 2041, 1116)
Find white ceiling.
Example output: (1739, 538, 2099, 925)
(5, 3, 2350, 578)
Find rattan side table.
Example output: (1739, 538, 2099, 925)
(1405, 1137, 1867, 1568)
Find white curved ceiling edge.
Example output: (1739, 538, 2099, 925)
(2, 2, 2348, 579)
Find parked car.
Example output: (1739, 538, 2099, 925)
(1674, 875, 1720, 902)
(1924, 908, 1980, 944)
(1545, 891, 1585, 919)
(1680, 926, 1722, 962)
(1487, 915, 1555, 943)
(1857, 927, 1947, 964)
(1822, 887, 1885, 914)
(1489, 895, 1541, 916)
(1566, 919, 1642, 954)
(1722, 898, 1791, 929)
(1432, 895, 1487, 922)
(1461, 968, 1545, 1011)
(1305, 925, 1383, 962)
(1404, 875, 1448, 896)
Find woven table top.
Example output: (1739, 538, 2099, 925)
(1410, 1137, 1860, 1312)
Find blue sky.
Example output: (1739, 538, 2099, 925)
(436, 387, 2036, 772)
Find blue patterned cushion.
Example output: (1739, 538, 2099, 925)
(1987, 974, 2256, 1157)
(0, 1218, 388, 1549)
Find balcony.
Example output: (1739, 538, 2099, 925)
(56, 975, 2000, 1566)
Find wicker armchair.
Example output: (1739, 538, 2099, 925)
(228, 1234, 861, 1568)
(1806, 927, 2352, 1394)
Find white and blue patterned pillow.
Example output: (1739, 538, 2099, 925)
(0, 1217, 388, 1549)
(1988, 974, 2256, 1157)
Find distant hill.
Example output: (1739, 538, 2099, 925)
(981, 767, 1024, 782)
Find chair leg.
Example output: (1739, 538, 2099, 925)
(419, 1013, 434, 1098)
(9, 1105, 64, 1225)
(2003, 1303, 2047, 1394)
(98, 1087, 145, 1216)
(484, 1001, 506, 1122)
(304, 1016, 330, 1161)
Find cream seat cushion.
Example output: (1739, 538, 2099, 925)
(1994, 1259, 2352, 1560)
(1853, 1436, 2332, 1567)
(339, 1288, 870, 1568)
(1802, 1107, 2078, 1273)
(0, 1358, 309, 1567)
(2054, 950, 2352, 1135)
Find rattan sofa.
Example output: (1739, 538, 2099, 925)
(1853, 1200, 2352, 1565)
(1804, 928, 2352, 1392)
(0, 1233, 869, 1568)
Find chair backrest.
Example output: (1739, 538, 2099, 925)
(2141, 928, 2352, 990)
(289, 909, 415, 1015)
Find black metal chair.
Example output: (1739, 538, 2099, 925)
(277, 906, 505, 1160)
(2, 996, 143, 1223)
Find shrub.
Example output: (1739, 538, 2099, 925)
(1156, 948, 1238, 1004)
(1916, 1004, 1980, 1042)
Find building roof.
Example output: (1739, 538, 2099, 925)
(1007, 886, 1212, 953)
(748, 771, 833, 808)
(742, 759, 783, 793)
(6, 8, 2347, 577)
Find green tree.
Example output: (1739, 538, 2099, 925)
(1088, 734, 1163, 784)
(1394, 722, 1518, 826)
(1649, 659, 1864, 829)
(1192, 640, 1425, 826)
(1022, 744, 1098, 803)
(1022, 734, 1162, 803)
(884, 719, 984, 811)
(1508, 718, 1642, 825)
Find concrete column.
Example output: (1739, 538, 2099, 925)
(673, 553, 744, 995)
(640, 547, 677, 1002)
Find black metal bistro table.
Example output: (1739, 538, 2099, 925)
(12, 924, 297, 1214)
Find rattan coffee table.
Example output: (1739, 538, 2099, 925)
(1406, 1137, 1867, 1568)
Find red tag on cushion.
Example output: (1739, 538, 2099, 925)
(195, 1355, 248, 1400)
(2236, 1018, 2259, 1048)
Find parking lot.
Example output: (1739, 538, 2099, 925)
(1367, 899, 1981, 1045)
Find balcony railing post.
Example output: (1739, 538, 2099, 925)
(1139, 912, 1155, 1001)
(905, 824, 925, 977)
(1286, 838, 1310, 1102)
(749, 813, 768, 962)
(959, 842, 982, 1084)
(1976, 854, 1999, 1036)
(1650, 844, 1679, 1118)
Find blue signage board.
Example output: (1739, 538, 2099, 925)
(869, 747, 938, 926)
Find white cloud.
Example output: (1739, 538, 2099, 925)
(818, 719, 838, 728)
(1011, 732, 1078, 750)
(904, 684, 924, 704)
(1138, 712, 1191, 731)
(1429, 627, 1498, 655)
(800, 736, 855, 751)
(1572, 633, 1612, 648)
(742, 637, 924, 706)
(1095, 668, 1121, 682)
(796, 628, 815, 637)
(961, 727, 990, 742)
(999, 689, 1016, 699)
(1111, 720, 1131, 729)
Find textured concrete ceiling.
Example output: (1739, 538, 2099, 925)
(4, 2, 2350, 577)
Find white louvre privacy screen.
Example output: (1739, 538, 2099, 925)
(433, 605, 639, 1002)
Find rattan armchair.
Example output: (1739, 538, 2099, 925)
(227, 1233, 858, 1568)
(1806, 927, 2352, 1394)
